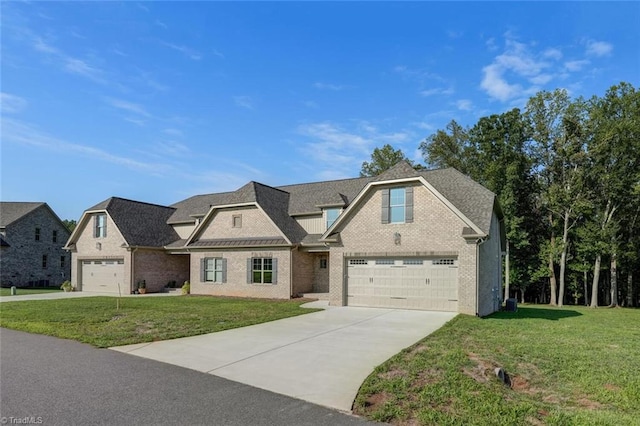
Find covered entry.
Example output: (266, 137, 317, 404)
(346, 258, 458, 311)
(81, 259, 125, 294)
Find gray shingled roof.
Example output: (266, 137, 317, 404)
(0, 202, 45, 227)
(87, 197, 181, 247)
(418, 168, 497, 235)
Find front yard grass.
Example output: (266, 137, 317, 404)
(354, 305, 640, 425)
(0, 287, 62, 297)
(0, 296, 319, 348)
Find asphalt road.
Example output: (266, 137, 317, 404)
(0, 329, 376, 426)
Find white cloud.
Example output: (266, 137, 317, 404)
(155, 20, 168, 29)
(234, 96, 254, 109)
(447, 30, 463, 39)
(156, 140, 190, 156)
(543, 48, 563, 60)
(296, 121, 411, 179)
(455, 99, 473, 111)
(212, 49, 225, 59)
(481, 36, 556, 102)
(163, 128, 184, 137)
(564, 60, 590, 72)
(302, 100, 319, 108)
(420, 87, 455, 97)
(313, 82, 345, 91)
(586, 40, 613, 57)
(105, 97, 151, 118)
(31, 36, 105, 83)
(1, 93, 28, 114)
(2, 117, 168, 174)
(161, 41, 202, 60)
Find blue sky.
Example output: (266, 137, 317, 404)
(2, 2, 638, 221)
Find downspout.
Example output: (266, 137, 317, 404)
(290, 245, 296, 297)
(130, 247, 138, 294)
(476, 237, 488, 317)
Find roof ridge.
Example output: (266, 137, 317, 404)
(107, 196, 175, 210)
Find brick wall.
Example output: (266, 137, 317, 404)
(312, 254, 330, 292)
(198, 206, 282, 240)
(1, 205, 71, 287)
(328, 183, 479, 314)
(477, 212, 503, 316)
(291, 249, 314, 296)
(134, 249, 190, 293)
(190, 248, 292, 299)
(71, 213, 132, 292)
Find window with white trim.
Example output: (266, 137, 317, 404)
(203, 257, 226, 283)
(250, 258, 276, 284)
(94, 214, 107, 238)
(389, 188, 406, 223)
(325, 208, 340, 230)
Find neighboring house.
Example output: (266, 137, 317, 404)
(65, 162, 505, 316)
(0, 202, 72, 288)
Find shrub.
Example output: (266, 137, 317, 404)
(182, 280, 190, 295)
(60, 281, 73, 292)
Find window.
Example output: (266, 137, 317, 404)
(52, 230, 57, 243)
(325, 208, 340, 229)
(320, 258, 328, 269)
(390, 188, 406, 223)
(349, 259, 367, 265)
(60, 256, 65, 268)
(375, 259, 395, 265)
(381, 187, 413, 224)
(232, 214, 242, 228)
(94, 214, 107, 238)
(42, 254, 47, 268)
(249, 258, 277, 284)
(403, 259, 424, 265)
(202, 258, 226, 283)
(35, 228, 41, 241)
(433, 259, 455, 265)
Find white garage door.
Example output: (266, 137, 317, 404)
(81, 259, 125, 294)
(347, 258, 458, 311)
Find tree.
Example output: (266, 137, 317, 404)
(585, 82, 640, 307)
(419, 120, 475, 175)
(525, 90, 590, 307)
(360, 144, 417, 177)
(62, 219, 77, 233)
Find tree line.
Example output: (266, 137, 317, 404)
(363, 82, 639, 307)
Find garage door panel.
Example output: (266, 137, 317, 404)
(81, 259, 125, 294)
(347, 258, 458, 311)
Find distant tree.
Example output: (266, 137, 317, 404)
(419, 120, 476, 175)
(360, 144, 419, 177)
(62, 219, 77, 233)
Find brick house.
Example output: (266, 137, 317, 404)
(64, 162, 505, 316)
(0, 202, 72, 288)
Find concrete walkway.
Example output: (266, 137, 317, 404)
(112, 303, 456, 412)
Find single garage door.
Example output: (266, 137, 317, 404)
(81, 259, 125, 294)
(347, 258, 458, 311)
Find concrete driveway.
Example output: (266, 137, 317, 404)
(112, 302, 456, 412)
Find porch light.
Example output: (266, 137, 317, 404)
(96, 242, 102, 250)
(394, 232, 401, 245)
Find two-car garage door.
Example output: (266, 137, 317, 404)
(347, 258, 458, 311)
(81, 259, 125, 294)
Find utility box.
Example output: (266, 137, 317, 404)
(505, 298, 517, 312)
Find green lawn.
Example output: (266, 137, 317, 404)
(0, 296, 319, 348)
(0, 287, 62, 297)
(354, 305, 640, 426)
